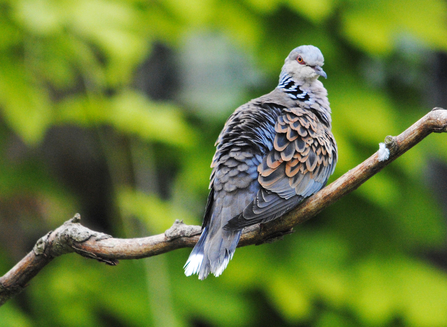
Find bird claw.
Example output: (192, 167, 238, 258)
(256, 226, 295, 245)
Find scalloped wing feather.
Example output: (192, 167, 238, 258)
(226, 108, 337, 229)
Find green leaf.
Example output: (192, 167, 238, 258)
(13, 0, 63, 35)
(118, 187, 196, 233)
(357, 173, 399, 207)
(267, 273, 312, 322)
(1, 303, 33, 327)
(349, 255, 399, 325)
(286, 0, 335, 22)
(110, 90, 196, 147)
(331, 77, 399, 142)
(350, 255, 447, 326)
(342, 0, 447, 54)
(56, 90, 196, 147)
(0, 61, 52, 145)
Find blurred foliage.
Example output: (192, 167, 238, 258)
(1, 0, 447, 326)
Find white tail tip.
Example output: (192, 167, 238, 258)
(184, 253, 203, 277)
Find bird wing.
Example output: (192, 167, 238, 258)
(225, 107, 337, 229)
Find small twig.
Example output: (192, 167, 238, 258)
(1, 108, 446, 306)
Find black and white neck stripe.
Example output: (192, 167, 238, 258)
(278, 73, 310, 101)
(278, 72, 331, 127)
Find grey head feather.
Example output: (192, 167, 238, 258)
(287, 45, 324, 66)
(282, 45, 327, 82)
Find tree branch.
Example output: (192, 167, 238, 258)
(1, 107, 446, 306)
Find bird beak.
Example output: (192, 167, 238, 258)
(314, 66, 327, 79)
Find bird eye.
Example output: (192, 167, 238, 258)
(297, 56, 306, 65)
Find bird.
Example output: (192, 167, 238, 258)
(184, 45, 337, 280)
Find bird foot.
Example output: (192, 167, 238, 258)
(256, 226, 294, 245)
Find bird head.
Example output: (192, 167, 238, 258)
(281, 45, 326, 82)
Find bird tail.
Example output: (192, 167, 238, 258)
(184, 227, 241, 280)
(184, 227, 209, 278)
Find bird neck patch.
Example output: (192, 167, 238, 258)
(278, 73, 310, 101)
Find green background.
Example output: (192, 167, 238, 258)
(2, 0, 447, 326)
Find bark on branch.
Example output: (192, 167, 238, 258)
(1, 107, 446, 306)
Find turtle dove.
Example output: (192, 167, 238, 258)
(184, 45, 337, 280)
